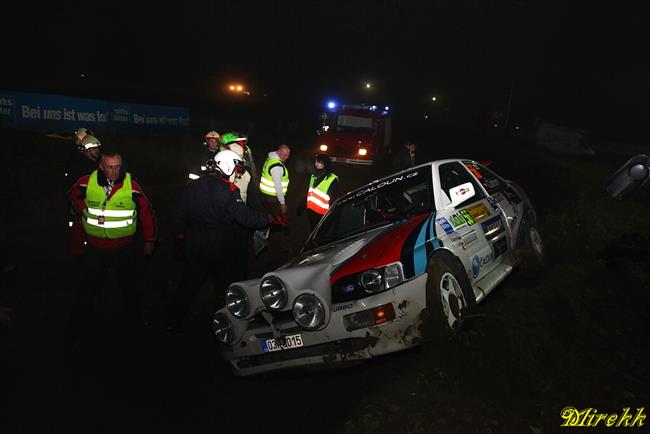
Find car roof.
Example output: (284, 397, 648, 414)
(339, 158, 475, 199)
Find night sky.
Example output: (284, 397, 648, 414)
(3, 1, 647, 138)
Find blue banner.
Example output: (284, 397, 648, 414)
(0, 90, 190, 132)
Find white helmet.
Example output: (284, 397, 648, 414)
(214, 150, 242, 177)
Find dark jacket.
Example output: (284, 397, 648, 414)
(175, 174, 269, 247)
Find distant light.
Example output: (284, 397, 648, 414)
(358, 148, 368, 156)
(384, 106, 389, 111)
(229, 85, 235, 91)
(424, 115, 429, 119)
(494, 123, 499, 128)
(515, 125, 520, 130)
(322, 125, 330, 132)
(320, 144, 328, 151)
(365, 83, 372, 89)
(80, 74, 86, 79)
(370, 105, 377, 111)
(236, 85, 243, 91)
(327, 101, 336, 109)
(431, 97, 437, 101)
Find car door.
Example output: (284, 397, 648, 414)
(463, 161, 523, 252)
(436, 162, 499, 282)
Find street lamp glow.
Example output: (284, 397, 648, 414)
(229, 85, 235, 91)
(236, 85, 243, 91)
(431, 96, 437, 101)
(365, 82, 372, 89)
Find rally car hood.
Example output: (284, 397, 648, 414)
(281, 225, 391, 270)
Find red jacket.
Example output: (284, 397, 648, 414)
(70, 170, 157, 250)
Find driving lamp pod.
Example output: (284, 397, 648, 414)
(225, 285, 250, 319)
(293, 293, 326, 330)
(260, 276, 288, 311)
(212, 312, 236, 344)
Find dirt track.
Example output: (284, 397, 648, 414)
(1, 126, 648, 433)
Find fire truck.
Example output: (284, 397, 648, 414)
(315, 102, 392, 165)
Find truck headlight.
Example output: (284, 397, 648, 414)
(225, 285, 249, 319)
(293, 294, 326, 330)
(260, 276, 288, 311)
(212, 312, 235, 344)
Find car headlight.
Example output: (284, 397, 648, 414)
(260, 276, 288, 311)
(293, 294, 326, 330)
(359, 269, 383, 293)
(212, 312, 236, 344)
(332, 263, 405, 303)
(225, 285, 249, 319)
(384, 263, 404, 289)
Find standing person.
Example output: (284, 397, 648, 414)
(259, 144, 291, 225)
(187, 130, 221, 180)
(167, 150, 270, 333)
(220, 131, 259, 187)
(259, 144, 291, 254)
(392, 139, 418, 172)
(64, 135, 102, 256)
(69, 150, 157, 342)
(304, 154, 339, 230)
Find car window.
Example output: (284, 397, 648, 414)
(308, 169, 433, 248)
(463, 161, 505, 195)
(438, 162, 485, 208)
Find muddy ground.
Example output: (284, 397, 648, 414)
(0, 125, 648, 434)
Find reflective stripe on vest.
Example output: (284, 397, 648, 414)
(259, 158, 289, 196)
(306, 173, 338, 215)
(82, 170, 137, 239)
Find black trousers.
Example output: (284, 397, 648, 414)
(71, 242, 142, 338)
(166, 232, 243, 329)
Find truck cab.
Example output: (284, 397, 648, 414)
(316, 103, 391, 165)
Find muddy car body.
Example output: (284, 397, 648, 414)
(213, 159, 544, 376)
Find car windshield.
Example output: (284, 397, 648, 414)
(307, 168, 433, 248)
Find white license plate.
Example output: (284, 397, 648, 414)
(261, 334, 303, 353)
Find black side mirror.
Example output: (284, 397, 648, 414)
(605, 154, 650, 200)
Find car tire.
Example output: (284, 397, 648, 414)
(423, 253, 476, 341)
(519, 224, 545, 279)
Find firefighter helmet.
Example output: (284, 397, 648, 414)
(214, 150, 243, 177)
(80, 135, 101, 150)
(220, 132, 247, 147)
(205, 130, 221, 140)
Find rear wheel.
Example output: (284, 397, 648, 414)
(424, 254, 476, 340)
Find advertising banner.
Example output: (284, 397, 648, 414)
(0, 90, 190, 132)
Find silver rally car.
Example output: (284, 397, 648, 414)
(213, 159, 544, 376)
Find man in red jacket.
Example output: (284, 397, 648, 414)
(69, 150, 157, 342)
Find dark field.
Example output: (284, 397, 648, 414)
(1, 125, 648, 434)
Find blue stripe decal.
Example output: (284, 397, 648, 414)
(413, 214, 433, 275)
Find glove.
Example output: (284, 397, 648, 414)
(172, 234, 185, 261)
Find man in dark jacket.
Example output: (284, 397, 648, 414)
(187, 130, 221, 180)
(167, 150, 271, 333)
